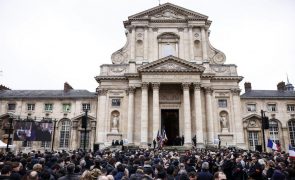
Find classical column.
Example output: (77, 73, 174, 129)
(189, 26, 194, 61)
(205, 87, 214, 144)
(201, 27, 208, 61)
(130, 26, 136, 60)
(182, 83, 192, 145)
(144, 26, 148, 60)
(193, 82, 204, 147)
(96, 89, 108, 144)
(127, 86, 135, 144)
(231, 88, 245, 145)
(141, 83, 149, 145)
(153, 27, 158, 61)
(152, 83, 160, 140)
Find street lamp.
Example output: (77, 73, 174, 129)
(6, 117, 13, 152)
(51, 119, 57, 152)
(261, 110, 269, 152)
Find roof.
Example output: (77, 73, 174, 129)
(0, 90, 96, 100)
(241, 90, 295, 99)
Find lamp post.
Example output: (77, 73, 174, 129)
(261, 110, 269, 152)
(82, 110, 88, 152)
(51, 119, 57, 152)
(6, 117, 13, 152)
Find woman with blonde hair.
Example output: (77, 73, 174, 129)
(81, 170, 92, 180)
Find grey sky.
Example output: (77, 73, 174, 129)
(0, 0, 294, 92)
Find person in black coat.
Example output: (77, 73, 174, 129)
(197, 162, 213, 180)
(57, 163, 80, 180)
(248, 156, 263, 180)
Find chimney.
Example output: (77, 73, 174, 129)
(64, 82, 73, 92)
(277, 81, 286, 91)
(0, 84, 11, 91)
(244, 82, 252, 92)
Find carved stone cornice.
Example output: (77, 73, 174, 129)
(193, 82, 201, 90)
(231, 88, 241, 96)
(182, 82, 191, 90)
(204, 87, 213, 94)
(141, 82, 149, 89)
(152, 27, 158, 32)
(152, 82, 160, 90)
(97, 89, 108, 96)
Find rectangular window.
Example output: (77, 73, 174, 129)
(82, 103, 91, 111)
(112, 99, 121, 107)
(247, 104, 256, 112)
(218, 99, 227, 108)
(287, 104, 295, 112)
(248, 131, 259, 151)
(8, 103, 16, 111)
(27, 104, 35, 111)
(22, 141, 32, 147)
(44, 104, 53, 111)
(267, 104, 276, 112)
(41, 141, 51, 148)
(62, 104, 71, 112)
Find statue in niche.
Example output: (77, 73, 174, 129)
(112, 114, 119, 128)
(220, 113, 229, 133)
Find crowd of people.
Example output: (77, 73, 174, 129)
(0, 145, 294, 180)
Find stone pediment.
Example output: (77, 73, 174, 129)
(138, 55, 205, 73)
(126, 3, 208, 22)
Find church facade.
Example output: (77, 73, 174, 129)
(0, 3, 294, 152)
(95, 3, 245, 149)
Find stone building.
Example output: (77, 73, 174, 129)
(0, 83, 97, 151)
(0, 3, 294, 152)
(241, 81, 295, 151)
(95, 3, 245, 149)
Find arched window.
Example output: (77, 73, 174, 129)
(288, 119, 295, 147)
(269, 120, 279, 144)
(158, 32, 179, 58)
(59, 119, 71, 148)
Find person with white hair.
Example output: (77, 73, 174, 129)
(197, 162, 213, 180)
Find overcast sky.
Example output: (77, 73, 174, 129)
(0, 0, 294, 92)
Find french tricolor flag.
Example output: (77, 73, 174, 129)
(289, 145, 295, 159)
(267, 139, 278, 151)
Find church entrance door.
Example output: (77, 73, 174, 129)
(161, 109, 179, 146)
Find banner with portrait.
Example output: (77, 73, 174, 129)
(13, 121, 53, 141)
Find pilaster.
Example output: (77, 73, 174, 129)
(231, 88, 245, 145)
(96, 89, 108, 144)
(201, 27, 208, 61)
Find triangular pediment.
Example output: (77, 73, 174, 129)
(128, 3, 208, 20)
(138, 55, 205, 73)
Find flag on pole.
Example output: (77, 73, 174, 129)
(157, 130, 163, 148)
(162, 129, 168, 142)
(267, 139, 278, 151)
(289, 145, 295, 159)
